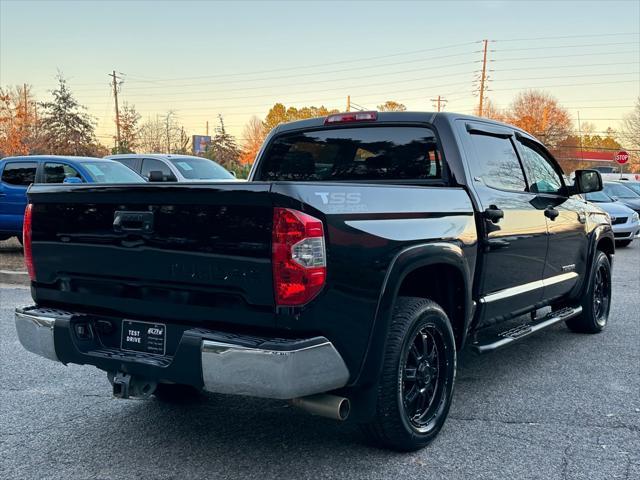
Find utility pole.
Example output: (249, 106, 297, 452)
(206, 121, 209, 137)
(478, 40, 489, 117)
(346, 95, 351, 112)
(109, 70, 122, 153)
(430, 95, 447, 112)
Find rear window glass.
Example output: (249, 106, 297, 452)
(257, 126, 442, 181)
(80, 161, 144, 183)
(1, 162, 37, 186)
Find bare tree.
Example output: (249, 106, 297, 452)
(137, 116, 165, 153)
(377, 100, 407, 112)
(620, 97, 640, 150)
(137, 111, 185, 153)
(475, 97, 504, 122)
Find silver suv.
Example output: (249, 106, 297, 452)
(106, 154, 237, 182)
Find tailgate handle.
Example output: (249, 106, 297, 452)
(113, 211, 154, 233)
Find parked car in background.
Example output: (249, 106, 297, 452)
(613, 180, 640, 196)
(602, 181, 640, 214)
(600, 172, 640, 182)
(106, 154, 238, 182)
(583, 190, 640, 247)
(0, 155, 143, 242)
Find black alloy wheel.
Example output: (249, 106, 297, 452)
(361, 297, 456, 451)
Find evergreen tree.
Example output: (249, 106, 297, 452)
(39, 74, 99, 155)
(205, 114, 240, 169)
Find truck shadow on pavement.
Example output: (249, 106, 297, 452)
(77, 324, 588, 477)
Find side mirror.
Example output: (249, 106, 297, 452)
(572, 169, 602, 194)
(230, 171, 237, 178)
(148, 170, 164, 182)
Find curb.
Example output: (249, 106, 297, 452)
(0, 270, 30, 286)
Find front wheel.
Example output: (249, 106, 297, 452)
(361, 297, 457, 451)
(566, 251, 612, 334)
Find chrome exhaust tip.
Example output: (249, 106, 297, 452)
(290, 394, 350, 421)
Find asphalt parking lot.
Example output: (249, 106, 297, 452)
(1, 242, 638, 480)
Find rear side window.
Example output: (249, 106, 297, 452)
(1, 162, 37, 186)
(257, 126, 442, 181)
(468, 134, 526, 191)
(43, 162, 83, 183)
(115, 157, 138, 170)
(141, 158, 176, 181)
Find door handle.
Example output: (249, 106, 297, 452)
(483, 205, 504, 224)
(544, 207, 559, 221)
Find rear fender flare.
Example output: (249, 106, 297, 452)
(353, 242, 472, 387)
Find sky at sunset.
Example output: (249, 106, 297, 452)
(1, 0, 639, 147)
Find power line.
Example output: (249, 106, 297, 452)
(493, 41, 632, 52)
(493, 50, 639, 62)
(494, 31, 639, 42)
(122, 41, 480, 84)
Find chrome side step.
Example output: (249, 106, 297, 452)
(471, 306, 582, 354)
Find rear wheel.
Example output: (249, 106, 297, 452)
(615, 240, 632, 248)
(566, 251, 612, 334)
(361, 297, 456, 451)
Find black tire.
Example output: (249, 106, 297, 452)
(153, 383, 202, 403)
(361, 297, 457, 451)
(566, 251, 612, 334)
(615, 240, 632, 248)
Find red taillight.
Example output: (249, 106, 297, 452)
(23, 203, 35, 281)
(324, 111, 377, 125)
(272, 208, 326, 306)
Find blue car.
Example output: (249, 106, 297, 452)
(0, 155, 144, 242)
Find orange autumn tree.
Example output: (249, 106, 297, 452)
(505, 90, 572, 147)
(239, 116, 266, 165)
(0, 84, 36, 157)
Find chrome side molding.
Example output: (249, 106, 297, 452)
(479, 272, 578, 304)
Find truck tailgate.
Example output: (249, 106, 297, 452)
(28, 183, 276, 328)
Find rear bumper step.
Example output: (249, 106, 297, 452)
(471, 306, 582, 354)
(14, 305, 349, 400)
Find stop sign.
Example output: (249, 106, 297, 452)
(614, 150, 629, 164)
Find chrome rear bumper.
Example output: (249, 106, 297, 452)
(15, 307, 59, 362)
(14, 305, 350, 400)
(201, 339, 349, 399)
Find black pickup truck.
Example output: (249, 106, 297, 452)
(16, 111, 614, 451)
